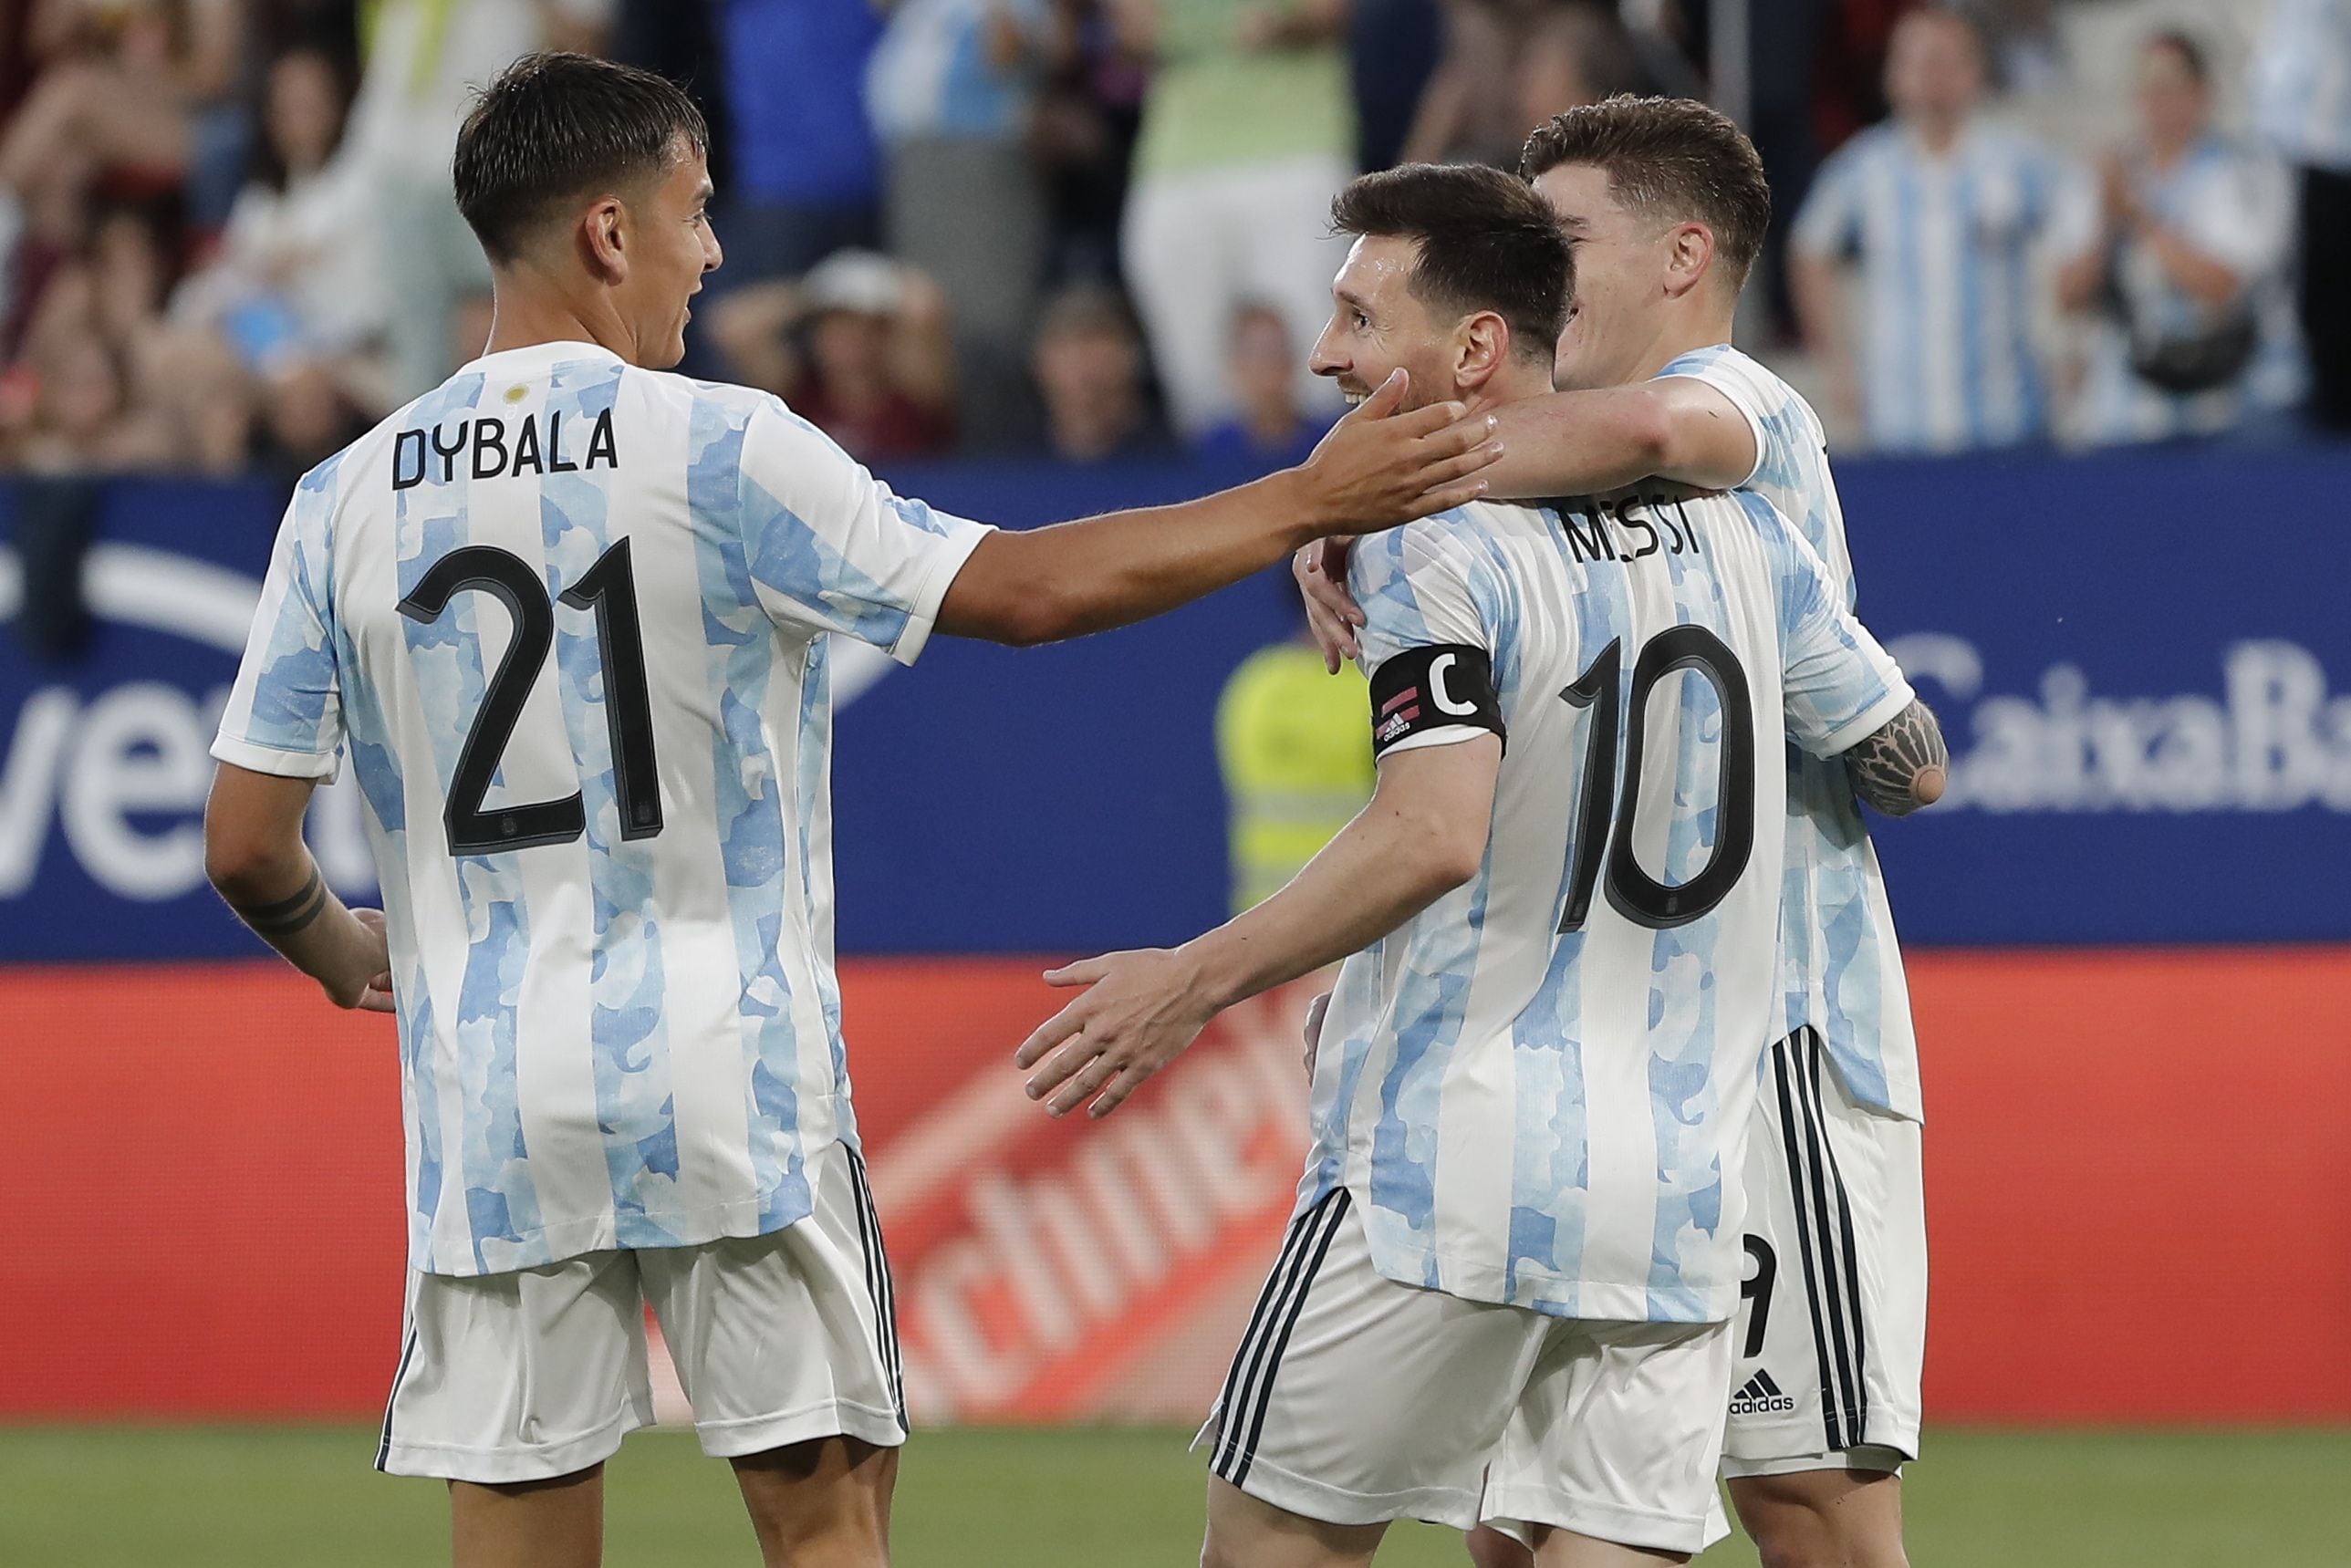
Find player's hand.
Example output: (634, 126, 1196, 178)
(1293, 537, 1363, 671)
(333, 907, 397, 1014)
(1295, 369, 1502, 535)
(1014, 947, 1219, 1119)
(1302, 990, 1331, 1078)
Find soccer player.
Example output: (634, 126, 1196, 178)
(198, 53, 1501, 1568)
(1014, 163, 1945, 1567)
(1298, 99, 1940, 1568)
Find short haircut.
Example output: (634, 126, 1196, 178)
(1520, 95, 1773, 284)
(454, 52, 709, 265)
(2147, 28, 2211, 86)
(1328, 163, 1571, 363)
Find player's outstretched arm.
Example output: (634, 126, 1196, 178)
(204, 764, 394, 1012)
(935, 369, 1501, 647)
(1014, 736, 1503, 1118)
(1840, 697, 1949, 817)
(1290, 379, 1757, 669)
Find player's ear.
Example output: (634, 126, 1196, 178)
(1661, 222, 1714, 299)
(1455, 311, 1509, 392)
(580, 195, 629, 286)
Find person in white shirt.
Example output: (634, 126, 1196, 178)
(1015, 161, 1943, 1568)
(200, 51, 1501, 1568)
(2056, 29, 2304, 446)
(2252, 0, 2351, 431)
(1790, 6, 2077, 454)
(1297, 98, 1942, 1568)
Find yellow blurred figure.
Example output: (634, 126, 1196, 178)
(1214, 640, 1376, 915)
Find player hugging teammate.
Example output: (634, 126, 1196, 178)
(1025, 103, 1946, 1568)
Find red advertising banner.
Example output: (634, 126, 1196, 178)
(2, 950, 2347, 1424)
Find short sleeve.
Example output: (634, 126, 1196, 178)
(213, 483, 346, 779)
(734, 397, 993, 665)
(1350, 520, 1504, 759)
(1791, 145, 1863, 260)
(1658, 356, 1770, 491)
(1769, 509, 1915, 757)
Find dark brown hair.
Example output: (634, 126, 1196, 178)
(1329, 163, 1571, 363)
(455, 52, 709, 265)
(1520, 95, 1773, 285)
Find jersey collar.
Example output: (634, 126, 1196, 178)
(456, 340, 628, 379)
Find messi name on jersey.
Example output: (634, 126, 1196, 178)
(1550, 489, 1708, 566)
(391, 407, 620, 490)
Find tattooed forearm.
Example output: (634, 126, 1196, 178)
(233, 867, 331, 938)
(1842, 698, 1949, 816)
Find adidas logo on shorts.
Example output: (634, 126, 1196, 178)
(1730, 1369, 1798, 1417)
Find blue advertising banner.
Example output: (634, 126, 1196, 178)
(3, 444, 2346, 961)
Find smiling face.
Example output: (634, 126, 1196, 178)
(609, 140, 722, 369)
(1531, 162, 1672, 392)
(1309, 235, 1465, 413)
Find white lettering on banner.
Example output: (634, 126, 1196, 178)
(0, 544, 378, 908)
(888, 992, 1312, 1422)
(0, 690, 76, 896)
(1887, 636, 2351, 813)
(61, 683, 214, 899)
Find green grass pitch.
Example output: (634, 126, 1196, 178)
(4, 1426, 2346, 1566)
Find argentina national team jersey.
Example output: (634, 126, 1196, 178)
(1304, 485, 1914, 1324)
(1793, 119, 2075, 453)
(213, 342, 991, 1276)
(2253, 0, 2351, 171)
(1655, 345, 1922, 1120)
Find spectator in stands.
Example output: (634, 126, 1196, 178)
(5, 333, 171, 472)
(1028, 0, 1146, 287)
(172, 47, 388, 411)
(1116, 0, 1353, 437)
(338, 0, 612, 401)
(1790, 5, 2077, 453)
(1191, 302, 1325, 467)
(705, 249, 956, 463)
(2252, 0, 2351, 435)
(713, 0, 885, 285)
(869, 0, 1054, 449)
(1399, 1, 1638, 170)
(2055, 31, 2303, 448)
(1028, 280, 1169, 461)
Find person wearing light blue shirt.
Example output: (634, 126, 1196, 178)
(868, 0, 1055, 445)
(1791, 6, 2077, 454)
(2252, 0, 2351, 430)
(2057, 30, 2305, 446)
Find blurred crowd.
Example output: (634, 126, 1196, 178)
(0, 0, 2344, 488)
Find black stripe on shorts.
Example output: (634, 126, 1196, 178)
(1212, 1188, 1350, 1486)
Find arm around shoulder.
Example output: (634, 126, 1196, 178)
(1840, 697, 1949, 816)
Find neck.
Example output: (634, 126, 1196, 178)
(482, 263, 641, 364)
(1463, 359, 1565, 417)
(1910, 113, 1966, 155)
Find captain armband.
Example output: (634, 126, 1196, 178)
(1368, 645, 1505, 757)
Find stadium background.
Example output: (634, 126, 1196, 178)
(4, 1, 2348, 1564)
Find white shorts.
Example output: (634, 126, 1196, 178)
(376, 1140, 905, 1484)
(1196, 1189, 1735, 1556)
(1723, 1030, 1926, 1478)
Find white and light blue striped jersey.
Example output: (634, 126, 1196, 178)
(1306, 485, 1915, 1324)
(2253, 0, 2351, 171)
(2063, 136, 2307, 446)
(868, 0, 1050, 143)
(1793, 119, 2076, 453)
(212, 340, 990, 1276)
(1657, 344, 1922, 1120)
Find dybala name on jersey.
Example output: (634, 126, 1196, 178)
(390, 407, 620, 491)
